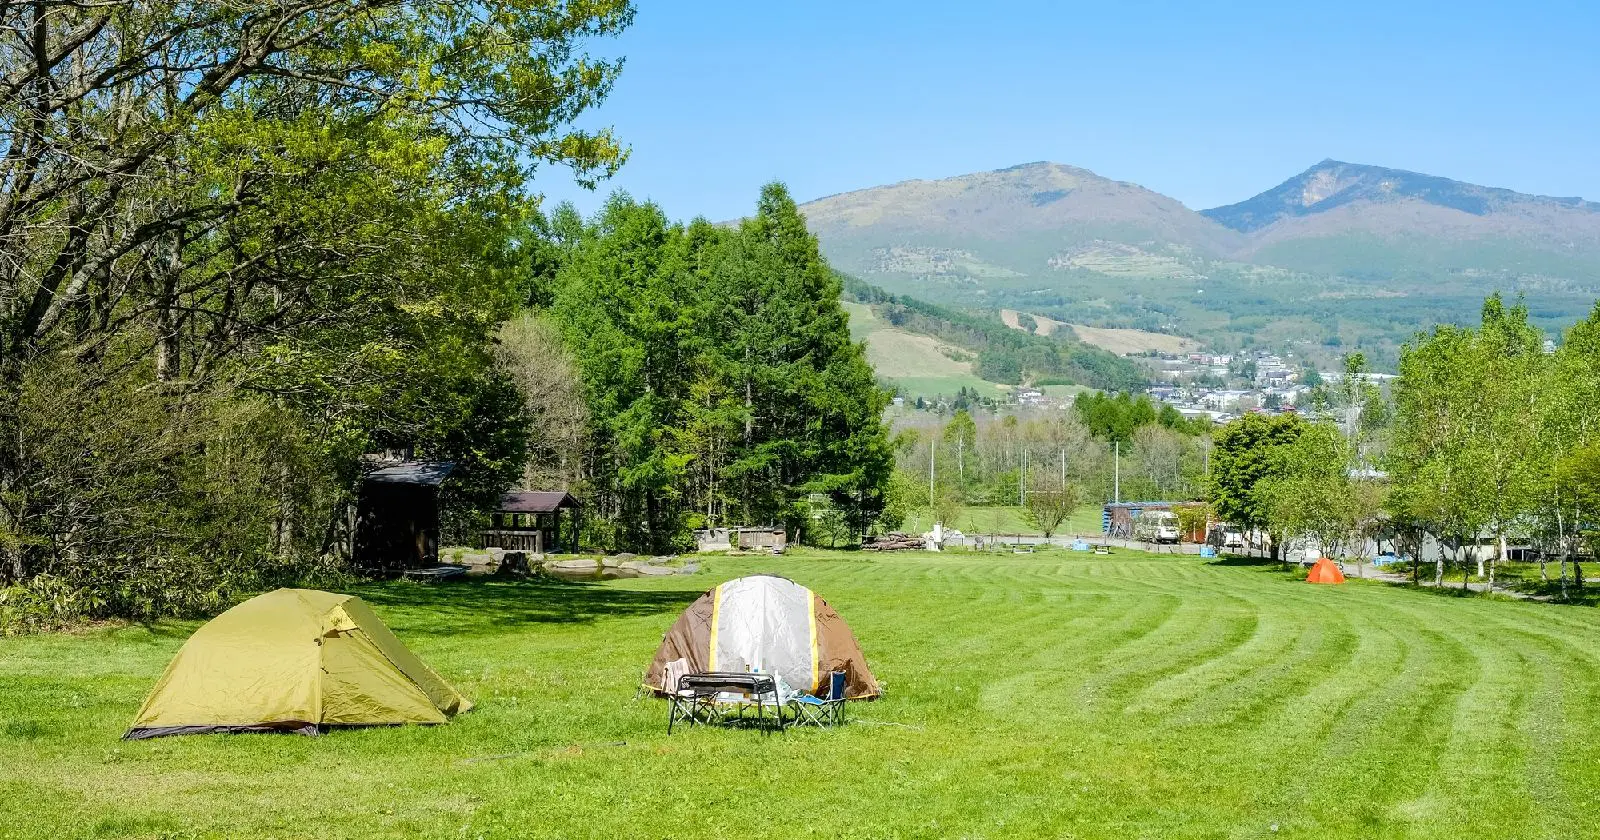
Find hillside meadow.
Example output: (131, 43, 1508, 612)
(4, 548, 1600, 838)
(842, 300, 1006, 398)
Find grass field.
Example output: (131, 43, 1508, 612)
(6, 549, 1600, 838)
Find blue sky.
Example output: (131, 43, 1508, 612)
(536, 1, 1599, 221)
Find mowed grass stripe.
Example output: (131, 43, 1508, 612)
(1084, 592, 1262, 715)
(1244, 601, 1481, 834)
(1471, 614, 1600, 839)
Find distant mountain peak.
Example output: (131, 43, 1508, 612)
(796, 161, 1243, 257)
(999, 160, 1057, 171)
(1204, 160, 1600, 233)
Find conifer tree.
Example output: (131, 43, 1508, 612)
(704, 184, 891, 539)
(550, 195, 695, 551)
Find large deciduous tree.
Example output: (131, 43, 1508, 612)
(1209, 413, 1306, 560)
(1389, 323, 1488, 586)
(1257, 421, 1367, 567)
(0, 0, 634, 617)
(1389, 297, 1542, 588)
(1546, 303, 1600, 595)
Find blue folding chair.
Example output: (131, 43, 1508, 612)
(790, 670, 847, 728)
(1199, 545, 1217, 558)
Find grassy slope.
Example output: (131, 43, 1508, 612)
(842, 300, 1011, 398)
(1001, 309, 1200, 356)
(7, 551, 1600, 838)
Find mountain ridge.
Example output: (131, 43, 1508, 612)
(1203, 159, 1600, 233)
(796, 159, 1600, 367)
(799, 160, 1242, 255)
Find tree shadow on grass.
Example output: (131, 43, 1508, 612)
(1380, 577, 1600, 607)
(1205, 555, 1281, 568)
(1377, 579, 1501, 601)
(350, 577, 702, 638)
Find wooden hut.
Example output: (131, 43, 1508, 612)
(481, 491, 580, 554)
(692, 526, 787, 553)
(353, 461, 454, 573)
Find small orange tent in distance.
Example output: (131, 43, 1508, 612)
(1307, 557, 1345, 584)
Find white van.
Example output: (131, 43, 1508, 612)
(1135, 510, 1181, 544)
(1288, 539, 1323, 565)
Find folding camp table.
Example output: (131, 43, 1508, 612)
(666, 672, 786, 733)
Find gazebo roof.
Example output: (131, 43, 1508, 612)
(364, 461, 455, 486)
(497, 491, 579, 513)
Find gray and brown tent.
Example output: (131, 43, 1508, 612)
(644, 574, 880, 699)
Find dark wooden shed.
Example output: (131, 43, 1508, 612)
(353, 461, 454, 573)
(481, 491, 580, 554)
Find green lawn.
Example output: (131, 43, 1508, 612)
(6, 550, 1600, 838)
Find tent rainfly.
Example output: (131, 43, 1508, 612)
(1307, 557, 1346, 585)
(643, 574, 880, 700)
(125, 589, 470, 739)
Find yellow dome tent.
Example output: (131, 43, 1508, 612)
(125, 588, 470, 739)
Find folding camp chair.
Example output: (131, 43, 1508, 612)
(664, 661, 723, 733)
(789, 670, 847, 728)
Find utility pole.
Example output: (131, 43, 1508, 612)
(1019, 446, 1027, 506)
(1114, 440, 1121, 504)
(929, 437, 936, 513)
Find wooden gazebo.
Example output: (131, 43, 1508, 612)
(482, 491, 580, 554)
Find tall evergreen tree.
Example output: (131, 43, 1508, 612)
(704, 184, 891, 539)
(540, 185, 891, 551)
(550, 196, 695, 551)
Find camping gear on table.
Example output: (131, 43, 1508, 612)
(1307, 557, 1346, 585)
(790, 670, 848, 728)
(666, 671, 788, 733)
(125, 588, 470, 739)
(644, 574, 880, 702)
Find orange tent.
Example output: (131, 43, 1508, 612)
(1306, 557, 1345, 584)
